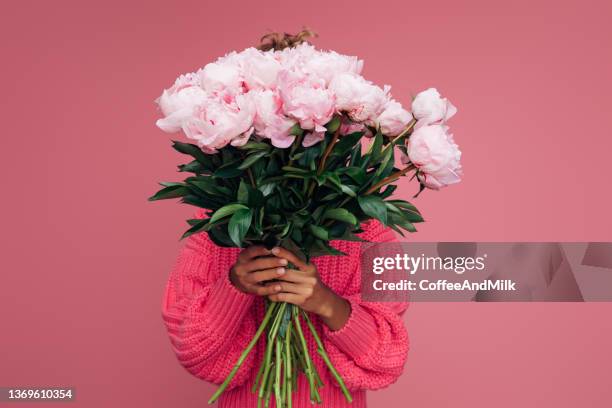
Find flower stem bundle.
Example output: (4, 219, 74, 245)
(151, 39, 462, 405)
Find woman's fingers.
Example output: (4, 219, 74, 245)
(270, 281, 313, 296)
(268, 292, 305, 305)
(273, 269, 317, 284)
(251, 283, 282, 297)
(270, 247, 307, 270)
(248, 267, 286, 284)
(234, 256, 287, 275)
(237, 246, 270, 262)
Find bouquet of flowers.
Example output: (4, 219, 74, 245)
(151, 32, 461, 407)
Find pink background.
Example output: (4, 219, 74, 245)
(1, 0, 611, 406)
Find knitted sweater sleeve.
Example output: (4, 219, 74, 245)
(161, 224, 256, 389)
(322, 222, 409, 391)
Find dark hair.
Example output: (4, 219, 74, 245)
(257, 28, 318, 51)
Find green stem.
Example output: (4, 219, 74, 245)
(285, 323, 293, 408)
(293, 308, 321, 403)
(364, 164, 415, 195)
(306, 123, 342, 197)
(259, 303, 286, 399)
(252, 358, 266, 393)
(275, 340, 282, 408)
(208, 302, 279, 404)
(302, 311, 353, 403)
(264, 362, 275, 408)
(380, 118, 417, 155)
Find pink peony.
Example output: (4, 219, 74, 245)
(276, 43, 318, 73)
(329, 72, 389, 125)
(197, 52, 244, 95)
(240, 48, 282, 91)
(250, 89, 296, 148)
(181, 94, 255, 153)
(406, 123, 462, 189)
(411, 88, 457, 125)
(376, 99, 413, 136)
(302, 130, 325, 147)
(155, 73, 208, 133)
(301, 48, 363, 85)
(278, 70, 335, 132)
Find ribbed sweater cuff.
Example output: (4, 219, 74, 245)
(206, 273, 254, 329)
(324, 298, 378, 357)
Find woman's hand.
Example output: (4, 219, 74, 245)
(266, 247, 351, 331)
(229, 246, 287, 297)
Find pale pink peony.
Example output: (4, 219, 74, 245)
(338, 117, 372, 137)
(276, 43, 318, 73)
(329, 72, 389, 125)
(302, 130, 326, 147)
(250, 89, 296, 148)
(411, 88, 457, 125)
(155, 73, 208, 133)
(181, 94, 255, 153)
(240, 48, 282, 91)
(376, 99, 413, 136)
(278, 70, 335, 132)
(406, 123, 462, 189)
(197, 52, 244, 95)
(301, 48, 363, 85)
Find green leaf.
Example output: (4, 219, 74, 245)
(332, 131, 363, 156)
(148, 184, 188, 201)
(374, 147, 394, 178)
(238, 151, 267, 170)
(181, 218, 209, 239)
(208, 224, 236, 247)
(187, 178, 232, 197)
(388, 200, 424, 222)
(282, 166, 310, 174)
(389, 212, 417, 233)
(326, 174, 356, 197)
(357, 195, 388, 225)
(369, 131, 383, 163)
(178, 160, 205, 174)
(228, 208, 253, 247)
(186, 218, 204, 226)
(337, 228, 366, 242)
(323, 208, 358, 225)
(308, 224, 329, 241)
(237, 181, 249, 203)
(172, 141, 208, 163)
(209, 203, 249, 224)
(238, 142, 271, 151)
(325, 116, 341, 133)
(342, 167, 366, 184)
(289, 123, 304, 136)
(214, 161, 243, 178)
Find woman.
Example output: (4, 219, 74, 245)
(162, 209, 409, 407)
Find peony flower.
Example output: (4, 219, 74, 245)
(240, 48, 282, 91)
(278, 70, 335, 132)
(197, 52, 244, 95)
(181, 94, 255, 153)
(302, 130, 326, 147)
(376, 99, 413, 136)
(411, 88, 457, 125)
(155, 73, 208, 133)
(406, 123, 462, 189)
(329, 72, 389, 125)
(276, 43, 318, 73)
(338, 117, 373, 137)
(301, 49, 363, 85)
(250, 89, 296, 148)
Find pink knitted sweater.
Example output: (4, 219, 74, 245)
(162, 219, 409, 407)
